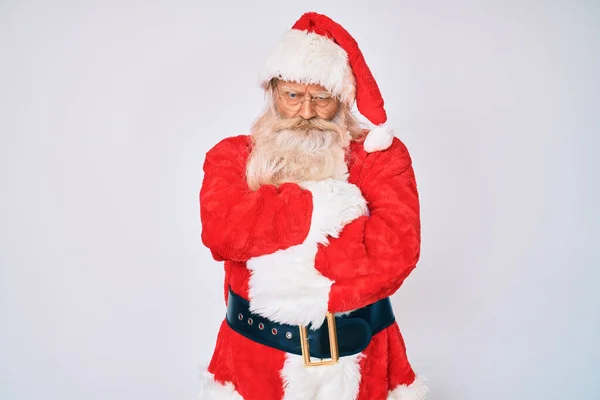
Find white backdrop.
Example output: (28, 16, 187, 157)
(1, 1, 598, 399)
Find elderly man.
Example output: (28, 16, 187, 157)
(199, 12, 428, 400)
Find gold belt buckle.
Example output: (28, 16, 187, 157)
(299, 312, 339, 367)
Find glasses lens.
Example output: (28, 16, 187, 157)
(280, 90, 302, 108)
(314, 96, 334, 108)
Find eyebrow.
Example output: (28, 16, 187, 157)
(279, 85, 302, 93)
(279, 85, 332, 97)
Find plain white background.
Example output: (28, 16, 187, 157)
(1, 0, 598, 399)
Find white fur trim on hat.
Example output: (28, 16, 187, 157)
(259, 29, 356, 102)
(363, 124, 395, 153)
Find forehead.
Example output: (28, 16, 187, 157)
(279, 80, 330, 93)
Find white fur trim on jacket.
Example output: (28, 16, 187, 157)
(363, 124, 395, 153)
(259, 29, 356, 103)
(281, 353, 364, 400)
(198, 371, 243, 400)
(388, 376, 429, 400)
(247, 178, 367, 329)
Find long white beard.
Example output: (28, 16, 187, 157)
(246, 120, 351, 190)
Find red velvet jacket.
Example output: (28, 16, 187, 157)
(198, 134, 425, 400)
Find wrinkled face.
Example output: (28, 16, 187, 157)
(273, 80, 339, 120)
(245, 80, 351, 190)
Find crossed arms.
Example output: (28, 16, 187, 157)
(200, 135, 420, 313)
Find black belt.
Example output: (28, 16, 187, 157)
(225, 288, 395, 360)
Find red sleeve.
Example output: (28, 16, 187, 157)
(200, 135, 313, 262)
(315, 137, 421, 312)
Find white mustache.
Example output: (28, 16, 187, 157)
(268, 116, 341, 133)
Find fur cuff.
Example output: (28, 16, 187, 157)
(364, 124, 395, 153)
(300, 178, 368, 244)
(388, 376, 429, 400)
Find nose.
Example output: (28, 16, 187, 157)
(297, 98, 316, 120)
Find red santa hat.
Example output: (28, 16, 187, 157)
(259, 12, 395, 152)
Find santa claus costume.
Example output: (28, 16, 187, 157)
(199, 12, 429, 400)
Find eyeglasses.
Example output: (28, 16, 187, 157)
(275, 85, 338, 112)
